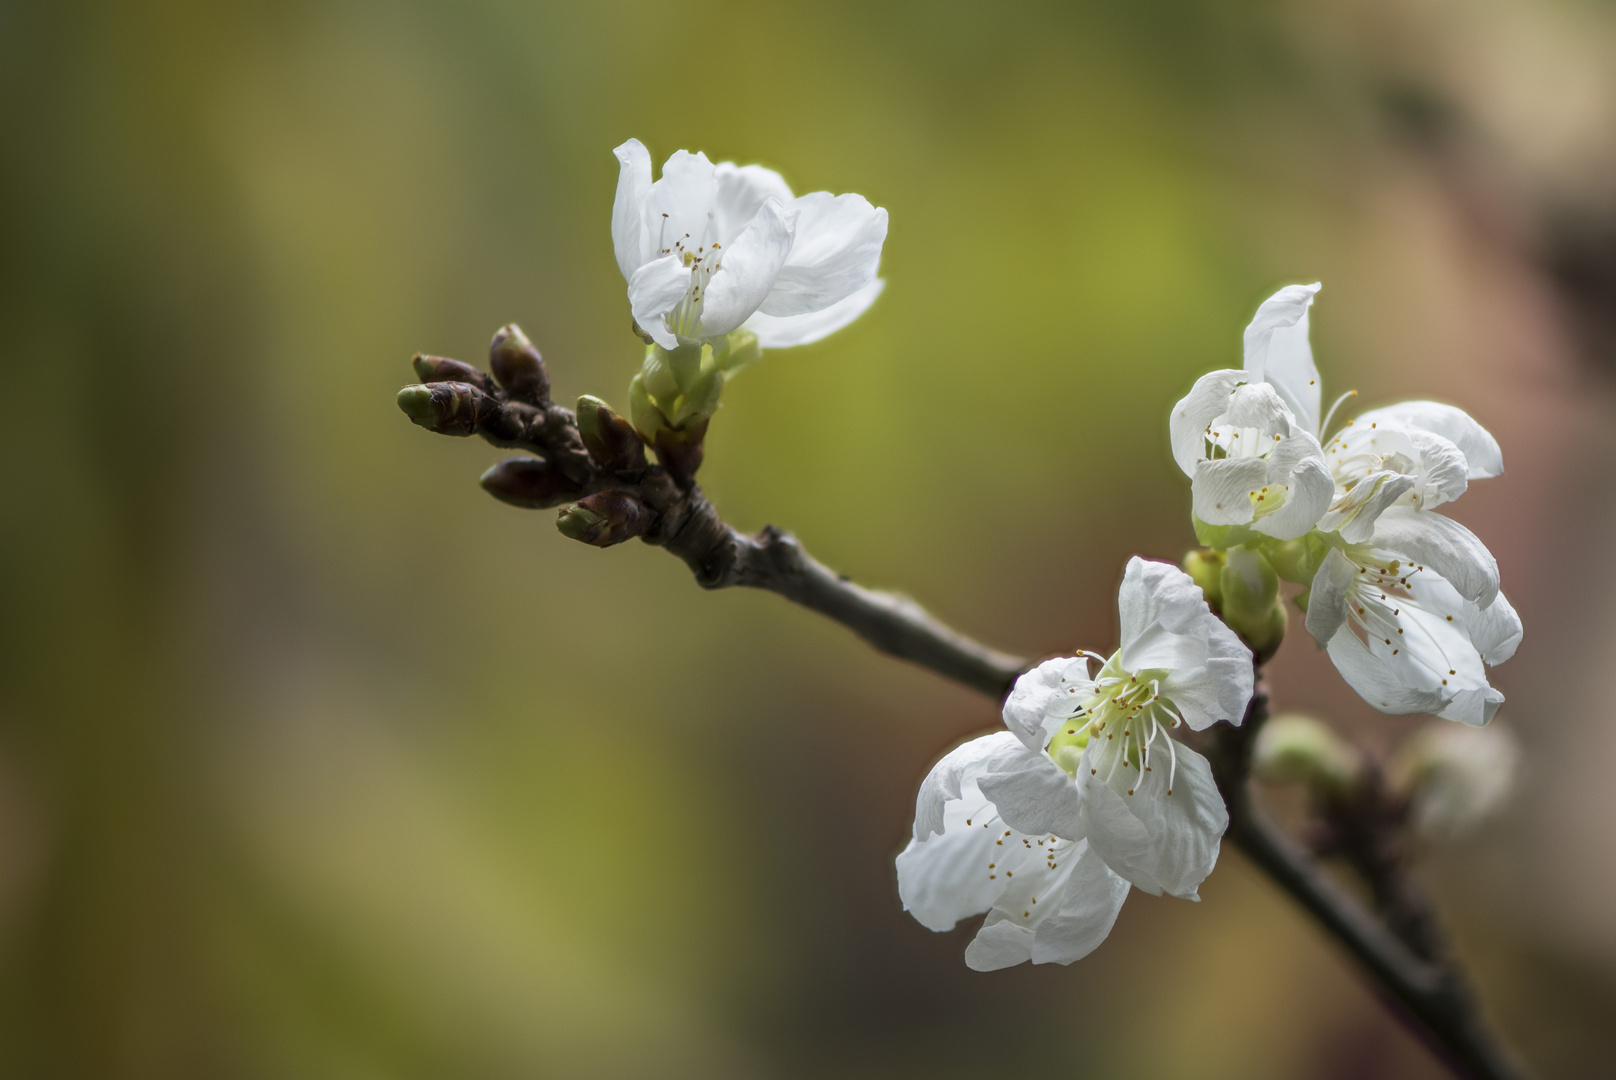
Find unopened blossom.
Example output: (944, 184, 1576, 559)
(611, 139, 887, 352)
(897, 558, 1252, 970)
(1390, 719, 1521, 841)
(1178, 283, 1521, 725)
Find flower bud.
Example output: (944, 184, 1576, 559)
(1183, 548, 1225, 612)
(556, 491, 648, 547)
(1219, 544, 1285, 662)
(412, 354, 496, 393)
(1266, 533, 1328, 585)
(396, 381, 516, 440)
(1252, 714, 1364, 796)
(714, 329, 762, 374)
(1389, 721, 1520, 841)
(489, 324, 550, 404)
(627, 343, 726, 483)
(576, 396, 647, 475)
(479, 457, 582, 509)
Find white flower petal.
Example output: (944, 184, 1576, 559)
(1304, 547, 1358, 646)
(1254, 430, 1333, 540)
(644, 150, 717, 264)
(626, 255, 690, 350)
(1002, 656, 1091, 751)
(697, 198, 798, 338)
(1370, 506, 1500, 608)
(1079, 738, 1227, 899)
(1437, 686, 1505, 727)
(712, 162, 795, 247)
(1325, 631, 1447, 715)
(1169, 369, 1245, 476)
(1355, 401, 1503, 479)
(1030, 842, 1130, 965)
(1406, 429, 1470, 509)
(897, 794, 1002, 932)
(1319, 470, 1416, 544)
(1243, 282, 1323, 437)
(1463, 589, 1522, 665)
(611, 139, 653, 280)
(977, 747, 1085, 840)
(964, 918, 1036, 971)
(1115, 557, 1252, 729)
(912, 731, 1024, 841)
(742, 279, 885, 349)
(1191, 456, 1269, 526)
(758, 191, 888, 317)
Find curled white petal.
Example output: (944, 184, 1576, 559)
(758, 192, 888, 317)
(1002, 656, 1092, 751)
(626, 255, 689, 350)
(1304, 547, 1358, 646)
(1169, 369, 1245, 477)
(1116, 557, 1252, 728)
(1370, 506, 1500, 608)
(1243, 282, 1323, 437)
(912, 731, 1024, 841)
(697, 198, 798, 337)
(1355, 401, 1502, 479)
(743, 279, 885, 349)
(611, 139, 653, 280)
(712, 162, 794, 246)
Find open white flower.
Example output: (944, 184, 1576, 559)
(897, 558, 1252, 970)
(611, 139, 887, 352)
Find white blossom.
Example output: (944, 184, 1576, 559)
(611, 139, 887, 352)
(1175, 283, 1520, 724)
(897, 558, 1252, 970)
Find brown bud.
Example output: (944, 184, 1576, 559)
(489, 324, 550, 404)
(556, 491, 647, 547)
(396, 381, 514, 439)
(653, 419, 708, 488)
(412, 354, 495, 394)
(479, 457, 583, 509)
(576, 396, 647, 475)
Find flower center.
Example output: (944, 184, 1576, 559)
(1339, 548, 1460, 688)
(657, 211, 724, 340)
(1203, 423, 1294, 521)
(1046, 655, 1184, 796)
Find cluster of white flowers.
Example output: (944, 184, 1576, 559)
(602, 146, 1519, 973)
(1168, 284, 1521, 727)
(891, 285, 1520, 970)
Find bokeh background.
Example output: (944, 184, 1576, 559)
(5, 0, 1616, 1076)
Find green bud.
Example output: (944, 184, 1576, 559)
(576, 395, 646, 474)
(1267, 533, 1328, 585)
(669, 366, 724, 426)
(1191, 514, 1259, 551)
(640, 347, 682, 402)
(555, 503, 605, 541)
(396, 385, 435, 425)
(1252, 714, 1364, 796)
(628, 373, 667, 443)
(1183, 549, 1225, 611)
(1220, 544, 1285, 662)
(714, 329, 763, 374)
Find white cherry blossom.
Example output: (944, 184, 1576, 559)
(897, 558, 1252, 970)
(1179, 283, 1520, 724)
(611, 139, 887, 352)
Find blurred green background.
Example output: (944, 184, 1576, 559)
(5, 0, 1616, 1076)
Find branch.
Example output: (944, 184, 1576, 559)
(397, 328, 1525, 1080)
(1196, 690, 1527, 1080)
